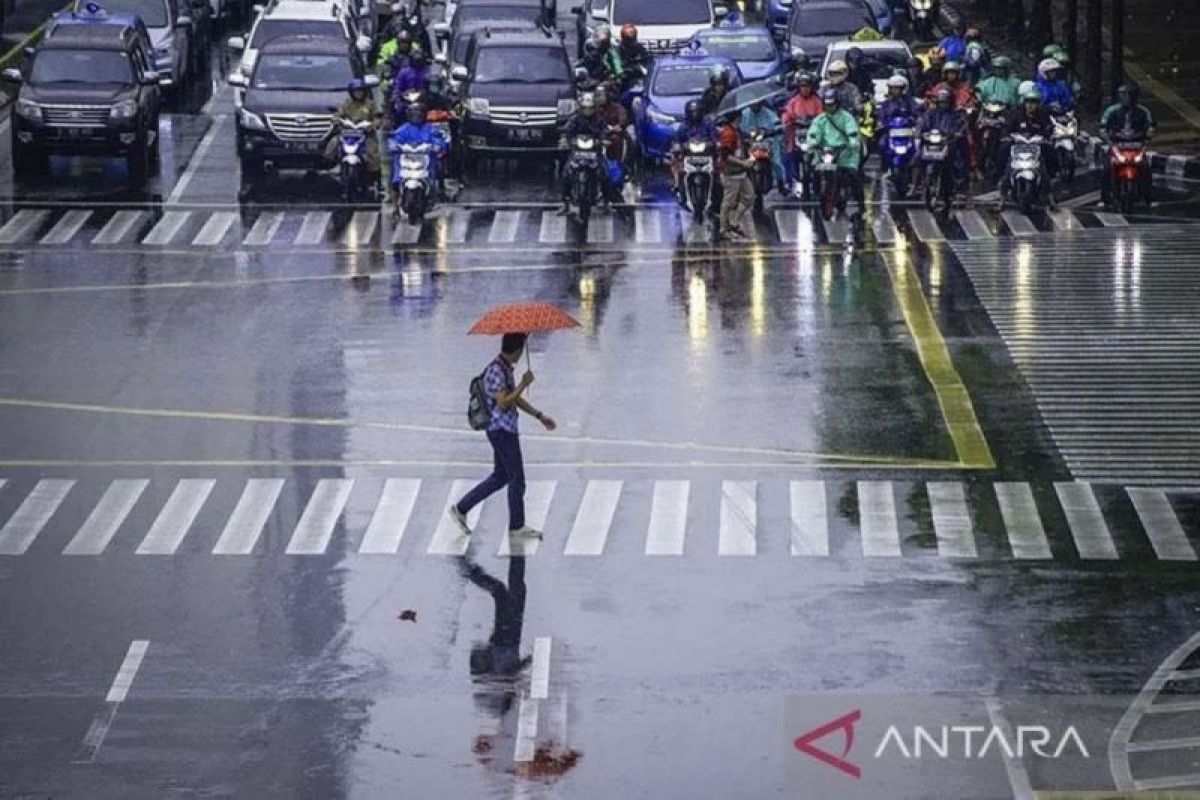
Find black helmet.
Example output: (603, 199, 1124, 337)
(583, 39, 599, 58)
(845, 46, 863, 66)
(684, 99, 702, 122)
(406, 102, 426, 125)
(820, 87, 838, 107)
(411, 47, 428, 66)
(935, 86, 953, 106)
(709, 66, 730, 86)
(1117, 81, 1139, 102)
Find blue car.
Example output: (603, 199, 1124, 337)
(632, 51, 742, 162)
(688, 23, 787, 82)
(770, 0, 892, 42)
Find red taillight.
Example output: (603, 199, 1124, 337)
(1117, 165, 1138, 181)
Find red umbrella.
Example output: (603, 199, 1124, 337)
(468, 302, 580, 372)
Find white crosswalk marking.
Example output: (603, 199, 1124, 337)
(928, 482, 978, 558)
(392, 219, 422, 244)
(1048, 209, 1083, 231)
(428, 479, 483, 556)
(359, 479, 422, 554)
(488, 210, 521, 243)
(994, 482, 1052, 559)
(1055, 482, 1119, 559)
(587, 214, 614, 244)
(1000, 210, 1038, 237)
(1094, 212, 1128, 227)
(141, 211, 191, 245)
(774, 209, 813, 244)
(645, 480, 689, 555)
(822, 216, 850, 244)
(443, 212, 469, 244)
(0, 479, 74, 555)
(954, 209, 993, 240)
(40, 210, 92, 245)
(63, 479, 148, 555)
(286, 479, 354, 554)
(859, 481, 901, 557)
(538, 211, 566, 243)
(1128, 489, 1197, 561)
(0, 209, 49, 244)
(341, 211, 379, 246)
(294, 211, 332, 245)
(719, 481, 757, 556)
(907, 209, 945, 242)
(212, 479, 284, 554)
(499, 480, 556, 557)
(192, 211, 237, 246)
(92, 211, 146, 245)
(243, 211, 284, 246)
(136, 479, 215, 555)
(635, 210, 662, 243)
(789, 480, 828, 557)
(564, 480, 621, 556)
(871, 210, 898, 244)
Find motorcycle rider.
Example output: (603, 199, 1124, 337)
(579, 37, 621, 87)
(877, 74, 921, 141)
(376, 28, 413, 98)
(389, 101, 449, 201)
(782, 72, 823, 192)
(557, 92, 611, 214)
(616, 23, 652, 90)
(390, 1, 432, 57)
(998, 87, 1056, 207)
(938, 20, 967, 64)
(844, 47, 875, 98)
(916, 46, 946, 98)
(917, 86, 968, 194)
(697, 66, 732, 118)
(962, 27, 990, 85)
(976, 55, 1020, 108)
(593, 25, 625, 79)
(595, 82, 630, 198)
(390, 46, 431, 117)
(327, 78, 381, 178)
(928, 60, 978, 173)
(825, 59, 862, 116)
(805, 88, 864, 216)
(1099, 82, 1156, 207)
(1035, 57, 1075, 112)
(670, 99, 718, 209)
(739, 97, 786, 195)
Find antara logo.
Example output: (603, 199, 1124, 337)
(793, 709, 862, 779)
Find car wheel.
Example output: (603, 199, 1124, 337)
(240, 154, 265, 178)
(126, 132, 150, 184)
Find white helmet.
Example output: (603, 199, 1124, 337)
(1038, 57, 1061, 75)
(827, 59, 848, 82)
(1017, 79, 1035, 96)
(886, 74, 908, 90)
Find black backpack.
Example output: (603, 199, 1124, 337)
(467, 359, 499, 431)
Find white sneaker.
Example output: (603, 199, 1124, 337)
(508, 525, 543, 540)
(448, 505, 472, 536)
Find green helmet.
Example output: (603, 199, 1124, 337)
(992, 55, 1012, 70)
(942, 60, 962, 74)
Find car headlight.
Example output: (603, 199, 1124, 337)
(647, 106, 675, 125)
(238, 107, 267, 130)
(15, 98, 42, 122)
(557, 98, 577, 117)
(465, 97, 490, 117)
(109, 99, 139, 120)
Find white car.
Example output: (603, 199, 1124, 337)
(820, 39, 913, 104)
(228, 0, 371, 78)
(574, 0, 729, 57)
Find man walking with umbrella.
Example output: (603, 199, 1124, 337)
(450, 332, 557, 540)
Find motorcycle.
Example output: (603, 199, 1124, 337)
(906, 0, 937, 39)
(976, 101, 1007, 182)
(566, 133, 603, 224)
(791, 119, 814, 200)
(336, 118, 376, 204)
(1051, 106, 1078, 184)
(748, 128, 775, 215)
(390, 138, 436, 225)
(920, 127, 953, 215)
(1109, 139, 1148, 214)
(815, 147, 846, 222)
(880, 114, 917, 199)
(390, 2, 431, 55)
(681, 137, 716, 219)
(1008, 132, 1046, 215)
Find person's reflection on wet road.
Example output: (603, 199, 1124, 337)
(462, 554, 529, 677)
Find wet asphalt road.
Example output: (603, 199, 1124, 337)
(2, 29, 1200, 800)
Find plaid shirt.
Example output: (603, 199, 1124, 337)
(484, 358, 519, 434)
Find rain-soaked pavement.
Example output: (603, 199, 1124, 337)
(2, 32, 1200, 800)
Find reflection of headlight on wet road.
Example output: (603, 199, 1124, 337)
(750, 245, 765, 338)
(1014, 242, 1033, 341)
(688, 271, 708, 344)
(578, 272, 596, 333)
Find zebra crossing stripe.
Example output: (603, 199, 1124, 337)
(1127, 489, 1197, 561)
(645, 480, 688, 555)
(135, 479, 215, 555)
(212, 479, 283, 555)
(1000, 210, 1038, 237)
(499, 480, 556, 557)
(0, 479, 74, 555)
(587, 214, 614, 244)
(285, 479, 354, 554)
(428, 479, 482, 555)
(141, 211, 191, 245)
(92, 211, 146, 245)
(1094, 212, 1129, 227)
(789, 480, 828, 557)
(954, 209, 993, 240)
(0, 209, 49, 244)
(294, 211, 332, 245)
(192, 211, 237, 247)
(538, 211, 566, 244)
(907, 209, 945, 242)
(40, 210, 92, 245)
(564, 480, 621, 556)
(63, 479, 148, 555)
(392, 219, 422, 244)
(774, 209, 805, 244)
(243, 211, 284, 246)
(444, 212, 469, 244)
(859, 481, 901, 557)
(928, 481, 978, 558)
(488, 210, 521, 244)
(719, 480, 757, 556)
(359, 479, 421, 554)
(994, 482, 1052, 559)
(341, 211, 379, 246)
(822, 216, 850, 245)
(1048, 209, 1083, 231)
(871, 210, 898, 244)
(1055, 482, 1119, 559)
(635, 209, 662, 243)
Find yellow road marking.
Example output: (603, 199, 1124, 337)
(0, 458, 971, 470)
(883, 250, 996, 470)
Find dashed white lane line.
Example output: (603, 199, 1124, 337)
(985, 698, 1036, 800)
(74, 639, 150, 764)
(530, 637, 552, 700)
(718, 480, 757, 556)
(167, 114, 229, 204)
(789, 480, 829, 557)
(106, 639, 150, 703)
(514, 696, 540, 763)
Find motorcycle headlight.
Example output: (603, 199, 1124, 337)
(109, 99, 139, 120)
(15, 98, 42, 122)
(1065, 121, 1077, 135)
(238, 107, 267, 130)
(911, 0, 931, 8)
(557, 98, 577, 117)
(465, 97, 490, 117)
(647, 106, 675, 125)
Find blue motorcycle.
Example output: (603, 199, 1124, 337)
(880, 114, 918, 199)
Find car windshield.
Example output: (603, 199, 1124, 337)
(252, 53, 353, 90)
(455, 5, 541, 25)
(89, 0, 167, 27)
(251, 19, 344, 49)
(30, 49, 135, 84)
(473, 45, 567, 82)
(700, 34, 775, 61)
(827, 45, 909, 79)
(792, 6, 870, 35)
(613, 0, 710, 26)
(652, 65, 709, 96)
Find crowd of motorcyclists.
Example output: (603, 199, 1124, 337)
(328, 3, 1159, 233)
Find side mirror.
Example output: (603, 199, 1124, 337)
(451, 65, 468, 80)
(158, 76, 175, 88)
(574, 66, 589, 81)
(356, 34, 372, 52)
(433, 51, 447, 64)
(176, 14, 193, 26)
(364, 73, 381, 87)
(252, 3, 264, 13)
(228, 72, 248, 87)
(227, 35, 246, 49)
(141, 69, 161, 85)
(569, 4, 581, 11)
(432, 21, 449, 33)
(24, 46, 36, 59)
(713, 3, 727, 16)
(1, 67, 22, 83)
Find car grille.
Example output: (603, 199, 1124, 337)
(489, 106, 558, 127)
(265, 113, 334, 141)
(42, 104, 109, 127)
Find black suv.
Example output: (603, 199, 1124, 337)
(230, 34, 376, 177)
(2, 11, 166, 180)
(455, 28, 575, 156)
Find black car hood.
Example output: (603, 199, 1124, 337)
(466, 81, 572, 105)
(24, 83, 137, 105)
(242, 88, 345, 115)
(789, 34, 844, 56)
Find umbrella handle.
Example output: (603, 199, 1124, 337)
(525, 346, 533, 397)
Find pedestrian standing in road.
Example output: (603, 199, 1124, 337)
(451, 333, 557, 539)
(717, 110, 755, 241)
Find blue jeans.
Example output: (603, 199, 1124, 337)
(457, 429, 525, 530)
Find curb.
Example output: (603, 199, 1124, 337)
(1077, 132, 1200, 179)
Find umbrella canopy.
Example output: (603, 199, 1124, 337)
(714, 75, 790, 118)
(468, 302, 581, 335)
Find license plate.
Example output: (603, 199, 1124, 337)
(285, 141, 320, 152)
(509, 128, 543, 142)
(66, 127, 94, 138)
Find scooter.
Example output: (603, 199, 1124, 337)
(880, 114, 918, 198)
(1108, 139, 1148, 214)
(791, 119, 814, 200)
(920, 127, 953, 215)
(390, 138, 437, 225)
(336, 118, 376, 204)
(566, 133, 603, 225)
(1008, 132, 1046, 215)
(815, 146, 846, 222)
(748, 128, 775, 215)
(906, 0, 938, 39)
(1051, 106, 1078, 184)
(681, 137, 716, 219)
(976, 101, 1007, 182)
